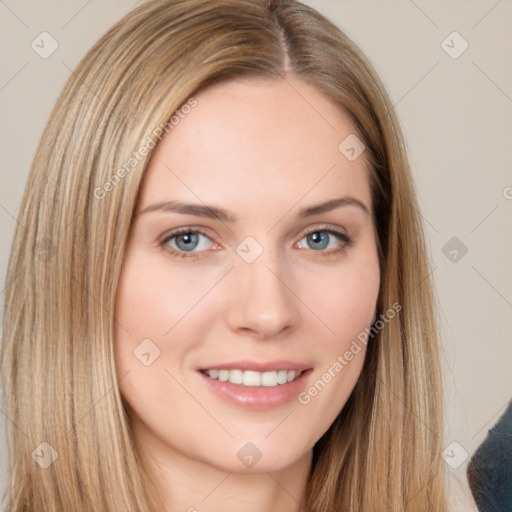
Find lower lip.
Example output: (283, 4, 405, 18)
(198, 369, 313, 410)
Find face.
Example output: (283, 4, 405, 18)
(114, 76, 380, 475)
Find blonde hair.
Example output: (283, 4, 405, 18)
(1, 0, 447, 510)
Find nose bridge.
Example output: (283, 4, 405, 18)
(225, 240, 300, 338)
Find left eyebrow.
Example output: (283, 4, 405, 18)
(297, 196, 370, 218)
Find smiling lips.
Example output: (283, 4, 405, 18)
(197, 360, 312, 409)
(198, 360, 311, 387)
(201, 368, 303, 387)
(198, 367, 312, 409)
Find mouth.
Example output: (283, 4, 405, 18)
(197, 361, 313, 410)
(200, 368, 304, 387)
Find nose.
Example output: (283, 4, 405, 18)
(224, 248, 301, 340)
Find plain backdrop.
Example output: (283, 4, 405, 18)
(0, 0, 511, 499)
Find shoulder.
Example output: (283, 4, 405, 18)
(467, 401, 512, 510)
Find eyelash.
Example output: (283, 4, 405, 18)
(158, 225, 353, 259)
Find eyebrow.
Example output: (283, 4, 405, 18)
(138, 196, 370, 222)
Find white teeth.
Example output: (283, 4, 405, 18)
(228, 369, 243, 385)
(203, 369, 303, 387)
(277, 370, 288, 384)
(243, 371, 261, 387)
(261, 371, 277, 387)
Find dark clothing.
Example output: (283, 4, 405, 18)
(468, 401, 512, 512)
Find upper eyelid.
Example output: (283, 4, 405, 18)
(159, 227, 211, 245)
(301, 225, 348, 237)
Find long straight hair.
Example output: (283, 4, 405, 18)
(1, 0, 447, 510)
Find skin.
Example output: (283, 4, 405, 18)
(114, 75, 380, 512)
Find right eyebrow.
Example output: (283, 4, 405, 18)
(137, 200, 237, 223)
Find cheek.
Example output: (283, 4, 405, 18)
(113, 255, 201, 423)
(292, 256, 379, 401)
(293, 262, 379, 431)
(303, 258, 380, 349)
(114, 255, 181, 378)
(114, 254, 208, 339)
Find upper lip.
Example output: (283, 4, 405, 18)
(198, 360, 312, 372)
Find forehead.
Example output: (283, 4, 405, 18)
(138, 76, 372, 217)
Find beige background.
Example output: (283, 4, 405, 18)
(0, 0, 511, 501)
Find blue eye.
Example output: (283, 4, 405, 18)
(297, 229, 352, 253)
(160, 229, 213, 256)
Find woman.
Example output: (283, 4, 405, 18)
(1, 0, 449, 510)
